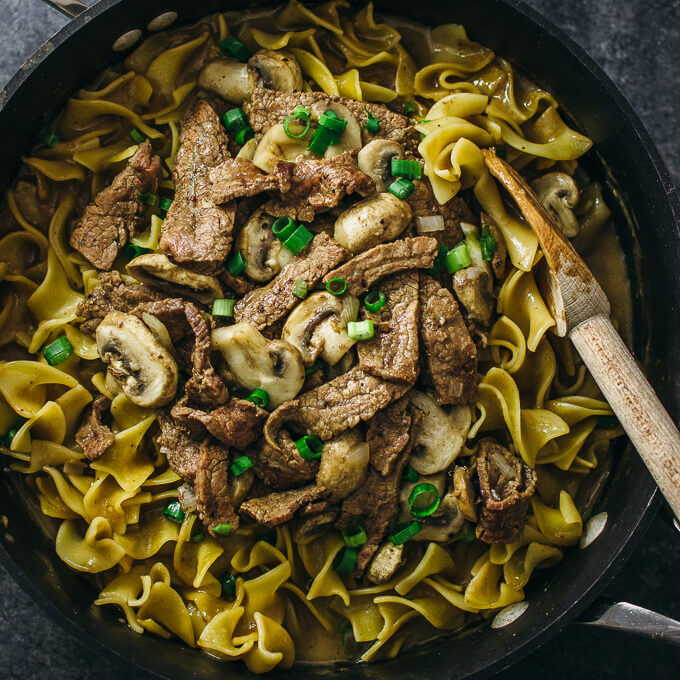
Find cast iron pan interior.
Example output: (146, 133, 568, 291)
(1, 1, 678, 678)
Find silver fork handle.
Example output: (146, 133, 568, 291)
(39, 0, 88, 19)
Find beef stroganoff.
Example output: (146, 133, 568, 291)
(0, 0, 626, 671)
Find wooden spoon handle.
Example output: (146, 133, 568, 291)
(570, 314, 680, 519)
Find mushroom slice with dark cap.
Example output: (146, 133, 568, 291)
(357, 139, 403, 193)
(531, 172, 581, 238)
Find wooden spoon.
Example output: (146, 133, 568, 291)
(483, 149, 680, 519)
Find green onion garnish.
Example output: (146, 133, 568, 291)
(388, 178, 415, 200)
(319, 110, 347, 134)
(364, 290, 386, 313)
(295, 435, 324, 460)
(246, 388, 269, 409)
(129, 128, 145, 144)
(305, 360, 323, 376)
(457, 523, 476, 543)
(272, 215, 296, 242)
(597, 415, 617, 429)
(222, 107, 248, 132)
(40, 129, 61, 147)
(402, 464, 419, 483)
(347, 320, 374, 341)
(213, 523, 233, 536)
(283, 225, 314, 254)
(333, 546, 358, 574)
(391, 158, 422, 179)
(219, 36, 250, 62)
(159, 197, 173, 213)
(2, 417, 27, 448)
(293, 278, 308, 299)
(163, 500, 185, 525)
(424, 245, 448, 276)
(307, 126, 334, 155)
(480, 226, 497, 261)
(122, 243, 152, 261)
(365, 108, 381, 133)
(446, 243, 472, 273)
(137, 192, 158, 207)
(389, 520, 421, 545)
(212, 298, 236, 318)
(341, 525, 367, 548)
(43, 336, 74, 366)
(402, 100, 416, 116)
(326, 277, 347, 296)
(227, 250, 247, 276)
(230, 455, 254, 477)
(219, 571, 237, 598)
(236, 127, 254, 145)
(190, 528, 205, 543)
(283, 106, 312, 139)
(408, 483, 441, 518)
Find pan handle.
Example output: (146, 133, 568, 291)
(38, 0, 88, 19)
(578, 600, 680, 646)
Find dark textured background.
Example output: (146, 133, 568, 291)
(0, 1, 679, 678)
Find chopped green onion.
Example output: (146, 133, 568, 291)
(122, 243, 152, 261)
(365, 108, 381, 133)
(305, 360, 323, 376)
(402, 465, 419, 483)
(326, 277, 347, 296)
(333, 546, 358, 574)
(219, 36, 250, 62)
(230, 455, 254, 477)
(246, 388, 269, 409)
(227, 250, 247, 276)
(457, 523, 477, 543)
(129, 128, 145, 144)
(43, 336, 73, 366)
(40, 129, 61, 147)
(222, 107, 248, 132)
(597, 415, 617, 429)
(391, 158, 422, 179)
(408, 483, 441, 518)
(2, 417, 27, 448)
(389, 520, 421, 545)
(424, 245, 448, 276)
(212, 298, 236, 318)
(272, 215, 296, 242)
(295, 435, 324, 460)
(364, 290, 386, 313)
(137, 192, 158, 207)
(236, 127, 254, 145)
(347, 319, 374, 341)
(388, 178, 415, 200)
(283, 225, 314, 254)
(219, 571, 237, 599)
(341, 525, 367, 548)
(163, 500, 185, 525)
(307, 126, 334, 155)
(446, 243, 472, 273)
(480, 226, 497, 261)
(191, 528, 205, 543)
(283, 107, 312, 139)
(293, 278, 308, 299)
(402, 100, 416, 116)
(213, 523, 233, 536)
(159, 197, 173, 213)
(319, 110, 347, 134)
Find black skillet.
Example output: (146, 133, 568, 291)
(1, 1, 680, 678)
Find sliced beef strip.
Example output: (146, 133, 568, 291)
(366, 396, 413, 476)
(239, 483, 330, 527)
(357, 271, 419, 383)
(295, 506, 339, 545)
(157, 412, 202, 479)
(323, 237, 438, 297)
(77, 271, 164, 335)
(476, 437, 536, 544)
(158, 98, 235, 274)
(250, 430, 319, 490)
(209, 157, 283, 204)
(407, 181, 466, 247)
(234, 232, 348, 331)
(264, 367, 411, 445)
(418, 274, 478, 405)
(70, 142, 162, 270)
(172, 395, 267, 449)
(134, 298, 228, 407)
(337, 403, 423, 576)
(75, 395, 114, 461)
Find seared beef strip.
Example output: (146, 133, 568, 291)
(337, 403, 423, 576)
(209, 157, 282, 204)
(407, 181, 466, 247)
(357, 271, 419, 383)
(157, 412, 202, 479)
(476, 438, 536, 544)
(366, 396, 413, 476)
(75, 395, 114, 461)
(295, 506, 340, 544)
(240, 484, 330, 527)
(323, 237, 438, 296)
(158, 99, 235, 273)
(234, 232, 348, 331)
(70, 142, 162, 270)
(418, 274, 478, 405)
(264, 367, 410, 445)
(250, 430, 319, 490)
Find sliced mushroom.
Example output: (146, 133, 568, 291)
(357, 140, 403, 193)
(316, 430, 369, 502)
(453, 465, 478, 522)
(248, 49, 303, 92)
(281, 291, 359, 366)
(367, 542, 404, 584)
(407, 390, 471, 474)
(229, 468, 254, 507)
(236, 208, 294, 282)
(452, 266, 495, 327)
(309, 101, 362, 159)
(127, 253, 223, 305)
(212, 322, 305, 408)
(531, 172, 580, 238)
(333, 193, 412, 253)
(96, 311, 178, 408)
(198, 58, 258, 104)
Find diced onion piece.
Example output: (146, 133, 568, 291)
(416, 215, 445, 233)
